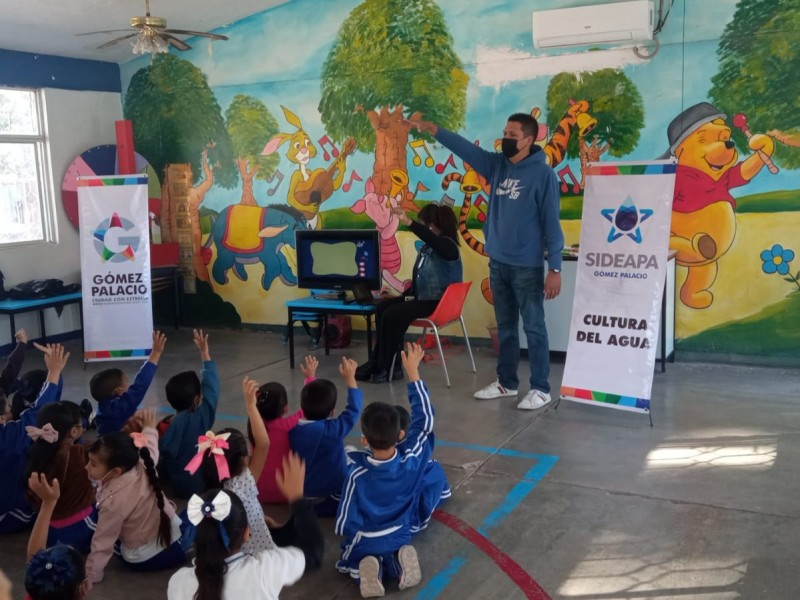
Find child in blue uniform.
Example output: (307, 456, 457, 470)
(0, 344, 69, 534)
(290, 357, 363, 516)
(335, 343, 448, 597)
(159, 329, 220, 498)
(89, 331, 166, 435)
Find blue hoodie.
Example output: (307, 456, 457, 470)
(290, 387, 363, 499)
(95, 360, 157, 435)
(435, 128, 564, 270)
(0, 376, 62, 527)
(159, 360, 220, 498)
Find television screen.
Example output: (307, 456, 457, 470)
(295, 229, 381, 291)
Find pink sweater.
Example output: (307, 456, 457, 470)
(86, 427, 177, 582)
(256, 409, 304, 503)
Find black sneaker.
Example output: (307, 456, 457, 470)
(369, 368, 390, 384)
(391, 363, 404, 381)
(355, 361, 375, 382)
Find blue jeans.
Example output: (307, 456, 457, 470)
(490, 260, 550, 393)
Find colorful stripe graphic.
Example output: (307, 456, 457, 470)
(84, 349, 151, 359)
(77, 176, 148, 187)
(560, 386, 650, 412)
(584, 163, 676, 176)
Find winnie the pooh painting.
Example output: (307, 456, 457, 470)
(662, 102, 775, 309)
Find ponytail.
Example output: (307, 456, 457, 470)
(139, 446, 172, 548)
(192, 489, 248, 600)
(23, 402, 74, 490)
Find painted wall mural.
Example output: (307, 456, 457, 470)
(121, 0, 800, 360)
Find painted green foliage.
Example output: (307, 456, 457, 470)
(546, 69, 645, 158)
(710, 0, 800, 169)
(124, 54, 237, 188)
(225, 95, 280, 180)
(319, 0, 468, 151)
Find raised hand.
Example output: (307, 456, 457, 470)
(400, 342, 425, 382)
(193, 329, 210, 361)
(243, 376, 259, 410)
(276, 452, 306, 503)
(138, 408, 157, 430)
(15, 328, 28, 344)
(42, 344, 69, 382)
(300, 355, 318, 379)
(150, 331, 167, 364)
(28, 473, 61, 505)
(338, 357, 358, 388)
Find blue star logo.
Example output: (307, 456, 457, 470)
(601, 196, 653, 243)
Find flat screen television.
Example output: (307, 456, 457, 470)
(295, 229, 382, 292)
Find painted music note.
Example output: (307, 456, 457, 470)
(411, 180, 430, 199)
(409, 139, 434, 168)
(558, 165, 580, 194)
(266, 168, 284, 196)
(318, 135, 340, 161)
(435, 153, 456, 174)
(473, 194, 487, 223)
(439, 193, 456, 207)
(342, 169, 363, 193)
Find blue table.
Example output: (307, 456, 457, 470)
(285, 296, 377, 368)
(0, 292, 83, 345)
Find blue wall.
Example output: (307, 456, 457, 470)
(0, 48, 120, 92)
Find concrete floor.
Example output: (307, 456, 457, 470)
(2, 328, 799, 599)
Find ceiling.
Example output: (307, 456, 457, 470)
(0, 0, 290, 63)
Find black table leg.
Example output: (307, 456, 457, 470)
(39, 308, 47, 342)
(173, 269, 182, 329)
(324, 315, 330, 356)
(366, 314, 373, 356)
(288, 308, 296, 368)
(9, 312, 15, 346)
(660, 285, 666, 373)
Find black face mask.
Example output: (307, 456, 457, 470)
(501, 137, 521, 159)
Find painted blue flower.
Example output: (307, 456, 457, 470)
(760, 244, 795, 275)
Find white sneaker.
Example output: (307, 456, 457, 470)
(517, 389, 552, 410)
(397, 545, 421, 590)
(474, 381, 518, 400)
(358, 556, 385, 598)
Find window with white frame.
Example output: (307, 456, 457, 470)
(0, 88, 53, 245)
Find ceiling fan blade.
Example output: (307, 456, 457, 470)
(161, 33, 192, 51)
(76, 29, 134, 37)
(162, 29, 228, 41)
(96, 33, 139, 49)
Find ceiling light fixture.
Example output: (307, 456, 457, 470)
(131, 29, 169, 55)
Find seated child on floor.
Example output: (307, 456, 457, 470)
(23, 401, 96, 553)
(168, 453, 324, 599)
(250, 355, 316, 504)
(159, 329, 220, 498)
(25, 473, 90, 600)
(335, 343, 449, 598)
(85, 408, 189, 586)
(0, 329, 28, 404)
(189, 376, 276, 554)
(89, 331, 167, 435)
(0, 344, 68, 535)
(290, 357, 363, 516)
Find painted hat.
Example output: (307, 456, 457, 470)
(659, 102, 726, 159)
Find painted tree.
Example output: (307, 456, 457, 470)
(709, 0, 800, 168)
(546, 69, 645, 185)
(225, 95, 281, 206)
(319, 0, 468, 201)
(124, 54, 236, 281)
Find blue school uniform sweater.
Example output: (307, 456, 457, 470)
(435, 127, 564, 271)
(95, 361, 157, 435)
(159, 360, 220, 498)
(0, 377, 62, 520)
(289, 388, 363, 499)
(335, 380, 435, 541)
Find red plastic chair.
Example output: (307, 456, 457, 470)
(391, 281, 476, 387)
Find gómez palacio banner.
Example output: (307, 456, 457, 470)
(561, 161, 676, 413)
(77, 175, 153, 361)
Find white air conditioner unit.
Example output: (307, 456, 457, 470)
(532, 0, 654, 49)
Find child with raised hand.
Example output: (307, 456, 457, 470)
(23, 401, 96, 552)
(0, 328, 28, 411)
(189, 376, 276, 554)
(168, 452, 324, 599)
(89, 330, 167, 435)
(0, 343, 68, 534)
(85, 408, 188, 586)
(290, 356, 363, 516)
(159, 329, 220, 498)
(25, 473, 89, 600)
(251, 355, 316, 504)
(336, 343, 448, 598)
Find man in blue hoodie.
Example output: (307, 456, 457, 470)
(408, 114, 564, 410)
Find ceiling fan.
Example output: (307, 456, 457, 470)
(77, 0, 229, 55)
